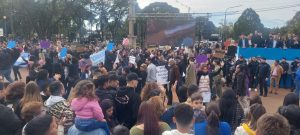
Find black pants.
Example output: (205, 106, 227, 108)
(13, 66, 22, 80)
(291, 73, 296, 91)
(250, 74, 258, 89)
(280, 73, 288, 88)
(259, 78, 268, 96)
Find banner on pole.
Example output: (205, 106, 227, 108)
(7, 40, 16, 49)
(40, 40, 50, 49)
(156, 66, 168, 84)
(196, 54, 208, 64)
(90, 50, 105, 66)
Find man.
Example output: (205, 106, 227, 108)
(45, 81, 74, 132)
(238, 34, 249, 48)
(115, 73, 141, 129)
(252, 31, 260, 48)
(270, 60, 284, 95)
(256, 113, 290, 135)
(235, 56, 247, 68)
(146, 57, 157, 83)
(0, 44, 20, 83)
(168, 59, 180, 105)
(258, 57, 271, 97)
(285, 34, 294, 48)
(279, 57, 289, 89)
(291, 57, 300, 92)
(248, 57, 259, 91)
(162, 104, 194, 135)
(267, 35, 283, 48)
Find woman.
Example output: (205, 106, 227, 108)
(24, 114, 63, 135)
(14, 81, 43, 121)
(3, 81, 25, 110)
(100, 99, 119, 130)
(219, 89, 244, 132)
(278, 105, 300, 135)
(234, 104, 266, 135)
(140, 82, 160, 101)
(185, 57, 197, 87)
(194, 102, 231, 135)
(36, 69, 51, 101)
(130, 101, 170, 135)
(21, 101, 44, 123)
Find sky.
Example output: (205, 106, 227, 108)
(137, 0, 300, 28)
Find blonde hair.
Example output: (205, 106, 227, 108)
(70, 80, 97, 101)
(21, 101, 43, 122)
(20, 81, 43, 107)
(148, 96, 166, 118)
(140, 83, 159, 101)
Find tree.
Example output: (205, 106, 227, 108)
(195, 17, 216, 40)
(141, 2, 179, 13)
(287, 11, 300, 36)
(233, 8, 264, 38)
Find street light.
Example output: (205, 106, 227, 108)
(3, 16, 7, 37)
(223, 5, 242, 40)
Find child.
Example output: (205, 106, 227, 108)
(70, 80, 110, 135)
(100, 99, 119, 130)
(191, 93, 207, 122)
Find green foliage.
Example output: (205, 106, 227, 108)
(141, 2, 180, 13)
(233, 8, 264, 37)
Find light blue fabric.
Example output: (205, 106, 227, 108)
(68, 125, 107, 135)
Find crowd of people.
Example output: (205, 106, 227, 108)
(0, 38, 300, 135)
(238, 32, 300, 49)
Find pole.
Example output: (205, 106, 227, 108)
(128, 0, 137, 48)
(223, 5, 242, 40)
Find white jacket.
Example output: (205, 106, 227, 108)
(162, 130, 193, 135)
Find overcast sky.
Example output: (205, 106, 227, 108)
(137, 0, 299, 28)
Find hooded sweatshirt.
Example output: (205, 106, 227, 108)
(71, 97, 104, 121)
(45, 96, 66, 107)
(115, 87, 141, 128)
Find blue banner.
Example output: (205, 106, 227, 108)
(90, 50, 105, 66)
(238, 48, 300, 61)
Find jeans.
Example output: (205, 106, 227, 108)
(13, 66, 22, 80)
(295, 83, 300, 99)
(280, 73, 288, 88)
(259, 78, 268, 96)
(0, 68, 13, 83)
(75, 118, 110, 135)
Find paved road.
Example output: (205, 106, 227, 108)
(8, 68, 291, 113)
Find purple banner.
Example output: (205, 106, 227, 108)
(40, 40, 50, 49)
(196, 54, 208, 64)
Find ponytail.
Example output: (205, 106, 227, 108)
(206, 110, 220, 135)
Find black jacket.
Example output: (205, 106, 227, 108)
(233, 71, 247, 96)
(0, 104, 22, 135)
(280, 61, 289, 73)
(291, 61, 300, 73)
(258, 62, 271, 79)
(114, 87, 141, 129)
(96, 88, 117, 102)
(248, 61, 259, 76)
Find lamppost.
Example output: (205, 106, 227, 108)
(3, 16, 7, 37)
(223, 5, 242, 40)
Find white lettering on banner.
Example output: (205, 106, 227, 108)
(156, 66, 168, 84)
(90, 50, 105, 66)
(129, 56, 136, 64)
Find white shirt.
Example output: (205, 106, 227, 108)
(163, 130, 193, 135)
(273, 40, 277, 48)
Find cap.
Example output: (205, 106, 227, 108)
(126, 73, 138, 82)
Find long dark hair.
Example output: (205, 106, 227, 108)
(137, 101, 160, 135)
(206, 102, 221, 135)
(219, 89, 237, 123)
(249, 103, 266, 130)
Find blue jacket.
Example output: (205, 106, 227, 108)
(194, 121, 231, 135)
(295, 68, 300, 83)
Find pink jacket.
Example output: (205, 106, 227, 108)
(71, 97, 104, 121)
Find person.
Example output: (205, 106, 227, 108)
(140, 82, 160, 101)
(21, 101, 44, 123)
(267, 35, 283, 48)
(14, 81, 43, 122)
(112, 125, 130, 135)
(248, 57, 259, 91)
(232, 64, 250, 110)
(258, 57, 271, 97)
(70, 80, 110, 135)
(291, 57, 300, 92)
(3, 81, 25, 110)
(45, 81, 74, 133)
(256, 113, 290, 135)
(295, 63, 300, 98)
(24, 114, 63, 135)
(0, 47, 20, 83)
(162, 103, 194, 135)
(238, 34, 249, 48)
(35, 69, 52, 101)
(212, 59, 223, 98)
(191, 93, 207, 123)
(168, 59, 180, 105)
(219, 89, 244, 132)
(185, 84, 199, 105)
(115, 73, 141, 128)
(282, 93, 299, 106)
(146, 57, 157, 83)
(270, 60, 284, 95)
(100, 99, 119, 130)
(279, 58, 290, 89)
(137, 63, 147, 94)
(96, 75, 116, 102)
(78, 54, 92, 79)
(249, 94, 262, 106)
(185, 57, 197, 87)
(0, 104, 22, 135)
(194, 102, 231, 135)
(234, 104, 266, 135)
(197, 66, 211, 104)
(278, 105, 300, 135)
(130, 101, 171, 135)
